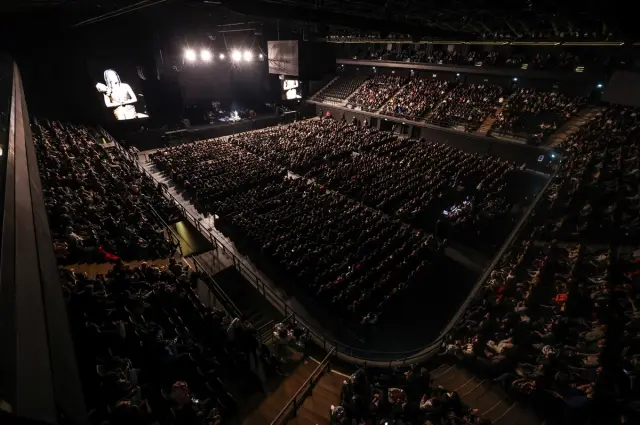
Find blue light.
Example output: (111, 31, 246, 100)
(596, 83, 603, 89)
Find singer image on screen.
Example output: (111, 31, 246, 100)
(95, 69, 148, 120)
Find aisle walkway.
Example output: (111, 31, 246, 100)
(288, 370, 343, 425)
(237, 356, 317, 425)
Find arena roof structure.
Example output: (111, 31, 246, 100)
(0, 0, 637, 43)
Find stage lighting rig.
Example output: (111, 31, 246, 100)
(231, 50, 242, 62)
(184, 48, 197, 62)
(243, 50, 253, 61)
(201, 49, 213, 62)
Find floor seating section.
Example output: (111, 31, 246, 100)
(149, 118, 523, 327)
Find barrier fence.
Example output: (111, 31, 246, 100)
(106, 135, 243, 320)
(102, 126, 560, 366)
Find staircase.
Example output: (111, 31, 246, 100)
(432, 364, 540, 425)
(287, 371, 343, 425)
(476, 106, 503, 136)
(548, 105, 604, 147)
(238, 357, 318, 425)
(212, 267, 283, 331)
(343, 79, 371, 106)
(311, 76, 340, 101)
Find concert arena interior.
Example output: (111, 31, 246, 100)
(1, 1, 640, 425)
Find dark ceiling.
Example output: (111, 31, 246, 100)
(0, 0, 636, 44)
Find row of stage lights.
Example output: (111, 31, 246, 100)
(184, 48, 264, 63)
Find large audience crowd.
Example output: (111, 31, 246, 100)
(427, 83, 503, 131)
(304, 140, 518, 249)
(347, 74, 407, 112)
(150, 118, 524, 324)
(331, 367, 492, 425)
(33, 100, 640, 425)
(34, 121, 181, 265)
(443, 106, 640, 423)
(492, 88, 586, 142)
(34, 121, 298, 425)
(380, 77, 453, 120)
(62, 260, 254, 425)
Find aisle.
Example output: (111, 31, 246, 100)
(236, 357, 317, 425)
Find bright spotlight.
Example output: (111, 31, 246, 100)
(219, 53, 225, 60)
(231, 50, 242, 62)
(596, 83, 603, 89)
(259, 53, 264, 60)
(512, 77, 518, 81)
(200, 49, 212, 62)
(243, 50, 253, 61)
(184, 49, 197, 62)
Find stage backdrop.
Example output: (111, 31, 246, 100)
(87, 59, 150, 121)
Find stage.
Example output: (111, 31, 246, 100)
(121, 110, 305, 151)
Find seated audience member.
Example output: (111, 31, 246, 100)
(381, 77, 452, 119)
(34, 121, 180, 264)
(443, 106, 640, 424)
(492, 88, 586, 142)
(347, 74, 407, 112)
(428, 83, 502, 131)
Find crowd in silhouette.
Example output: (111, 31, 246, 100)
(305, 139, 517, 248)
(151, 118, 525, 324)
(427, 83, 503, 131)
(444, 106, 640, 423)
(332, 367, 491, 425)
(32, 121, 302, 425)
(34, 121, 180, 265)
(492, 88, 586, 141)
(381, 77, 453, 119)
(347, 74, 407, 112)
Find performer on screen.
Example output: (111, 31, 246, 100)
(95, 69, 148, 120)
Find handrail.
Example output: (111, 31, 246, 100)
(256, 320, 274, 343)
(106, 138, 243, 320)
(270, 347, 337, 425)
(102, 127, 560, 366)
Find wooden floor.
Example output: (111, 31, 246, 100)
(236, 356, 317, 425)
(288, 369, 343, 425)
(432, 364, 541, 425)
(235, 353, 343, 425)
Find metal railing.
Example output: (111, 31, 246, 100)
(102, 127, 559, 367)
(270, 347, 337, 425)
(107, 138, 243, 320)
